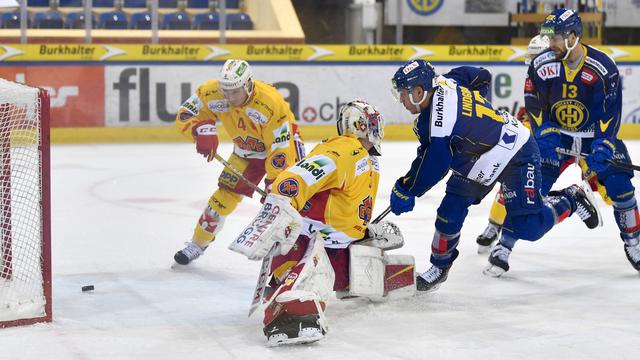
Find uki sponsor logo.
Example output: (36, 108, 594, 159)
(537, 63, 561, 80)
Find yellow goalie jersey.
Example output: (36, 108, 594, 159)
(272, 134, 380, 249)
(175, 79, 302, 182)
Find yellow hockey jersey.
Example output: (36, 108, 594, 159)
(175, 79, 303, 182)
(272, 135, 380, 249)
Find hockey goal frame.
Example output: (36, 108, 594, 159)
(0, 82, 51, 328)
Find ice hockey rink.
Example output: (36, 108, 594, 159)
(3, 140, 639, 360)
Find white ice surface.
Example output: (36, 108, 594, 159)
(2, 141, 639, 360)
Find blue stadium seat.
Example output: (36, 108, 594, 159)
(162, 12, 190, 30)
(27, 0, 50, 6)
(193, 12, 218, 30)
(225, 0, 240, 8)
(33, 10, 64, 29)
(0, 12, 29, 29)
(130, 12, 152, 29)
(66, 12, 95, 29)
(93, 0, 115, 7)
(124, 0, 147, 7)
(59, 0, 83, 7)
(226, 12, 252, 30)
(98, 11, 128, 29)
(159, 0, 178, 8)
(186, 0, 208, 9)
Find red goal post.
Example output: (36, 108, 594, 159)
(0, 78, 51, 328)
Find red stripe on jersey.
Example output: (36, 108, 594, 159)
(524, 77, 535, 93)
(299, 189, 331, 224)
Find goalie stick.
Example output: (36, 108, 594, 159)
(555, 147, 640, 172)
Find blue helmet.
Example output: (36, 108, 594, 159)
(391, 60, 437, 100)
(540, 8, 582, 38)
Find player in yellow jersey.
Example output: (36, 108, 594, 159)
(229, 100, 415, 346)
(173, 59, 305, 265)
(475, 35, 612, 253)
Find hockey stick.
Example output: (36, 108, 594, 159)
(555, 147, 640, 172)
(372, 206, 391, 224)
(213, 153, 268, 197)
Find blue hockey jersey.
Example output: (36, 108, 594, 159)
(400, 75, 531, 197)
(524, 45, 622, 140)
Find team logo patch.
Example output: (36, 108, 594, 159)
(277, 178, 299, 197)
(358, 196, 373, 225)
(271, 153, 287, 169)
(551, 99, 589, 131)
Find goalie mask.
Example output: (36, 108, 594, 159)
(525, 34, 550, 65)
(337, 100, 385, 156)
(219, 59, 254, 106)
(540, 8, 582, 61)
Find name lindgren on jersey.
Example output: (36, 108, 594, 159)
(402, 75, 530, 195)
(526, 46, 622, 139)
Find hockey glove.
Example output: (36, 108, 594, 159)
(390, 180, 415, 215)
(534, 124, 561, 162)
(587, 138, 615, 173)
(193, 121, 219, 162)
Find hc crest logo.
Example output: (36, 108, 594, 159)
(551, 100, 589, 131)
(271, 153, 287, 169)
(358, 196, 373, 225)
(278, 178, 299, 197)
(407, 0, 444, 16)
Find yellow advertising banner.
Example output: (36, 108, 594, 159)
(3, 44, 640, 62)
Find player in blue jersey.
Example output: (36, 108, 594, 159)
(389, 60, 600, 291)
(486, 8, 640, 276)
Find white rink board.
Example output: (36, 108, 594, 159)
(104, 63, 640, 127)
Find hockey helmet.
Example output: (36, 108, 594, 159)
(219, 59, 254, 105)
(525, 34, 550, 64)
(337, 99, 385, 156)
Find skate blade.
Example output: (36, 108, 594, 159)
(267, 332, 324, 347)
(581, 181, 604, 228)
(483, 265, 506, 278)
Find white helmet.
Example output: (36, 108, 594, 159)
(337, 100, 385, 156)
(525, 35, 550, 64)
(219, 59, 254, 101)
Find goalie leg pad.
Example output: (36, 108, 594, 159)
(344, 245, 416, 301)
(228, 194, 303, 260)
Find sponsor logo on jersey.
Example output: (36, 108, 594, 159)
(289, 155, 337, 185)
(358, 196, 373, 225)
(232, 136, 266, 153)
(585, 57, 608, 76)
(551, 99, 589, 131)
(370, 156, 380, 172)
(524, 77, 535, 92)
(181, 93, 203, 117)
(355, 156, 370, 177)
(533, 51, 555, 68)
(246, 107, 268, 125)
(271, 153, 287, 169)
(271, 122, 291, 151)
(208, 99, 229, 113)
(277, 178, 299, 197)
(580, 68, 597, 85)
(536, 63, 561, 80)
(523, 163, 537, 205)
(434, 87, 446, 126)
(497, 128, 518, 150)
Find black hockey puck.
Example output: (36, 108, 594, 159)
(81, 285, 95, 292)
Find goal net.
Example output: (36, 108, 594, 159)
(0, 78, 51, 328)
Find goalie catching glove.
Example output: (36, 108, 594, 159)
(193, 120, 219, 162)
(359, 220, 404, 250)
(229, 194, 303, 260)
